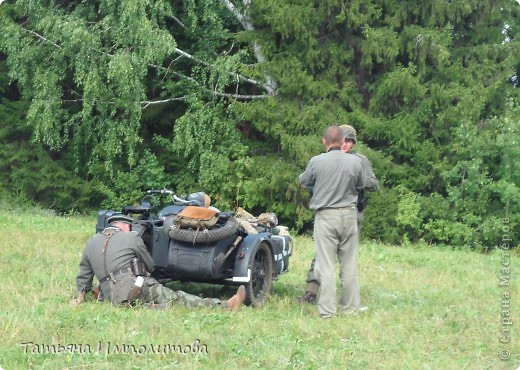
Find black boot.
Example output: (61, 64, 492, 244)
(295, 291, 317, 304)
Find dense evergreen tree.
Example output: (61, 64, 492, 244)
(0, 0, 518, 247)
(233, 0, 520, 246)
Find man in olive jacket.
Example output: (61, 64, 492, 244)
(71, 215, 245, 310)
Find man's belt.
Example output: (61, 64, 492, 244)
(99, 267, 133, 284)
(317, 206, 357, 212)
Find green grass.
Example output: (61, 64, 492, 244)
(0, 207, 518, 369)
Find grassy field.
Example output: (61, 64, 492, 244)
(0, 206, 518, 369)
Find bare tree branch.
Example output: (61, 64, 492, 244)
(141, 97, 187, 109)
(173, 47, 270, 91)
(221, 0, 249, 29)
(22, 27, 62, 49)
(169, 15, 188, 30)
(148, 63, 271, 99)
(20, 26, 272, 102)
(220, 0, 277, 94)
(62, 96, 188, 107)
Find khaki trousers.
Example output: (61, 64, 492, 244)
(305, 210, 364, 292)
(314, 208, 360, 317)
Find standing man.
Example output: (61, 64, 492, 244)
(71, 215, 246, 311)
(340, 124, 380, 225)
(299, 126, 365, 318)
(297, 124, 379, 304)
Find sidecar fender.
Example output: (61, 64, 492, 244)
(232, 233, 272, 283)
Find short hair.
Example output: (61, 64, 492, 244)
(322, 126, 343, 145)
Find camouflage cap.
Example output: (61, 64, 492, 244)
(340, 124, 357, 144)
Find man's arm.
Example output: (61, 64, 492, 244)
(362, 159, 379, 191)
(133, 235, 155, 273)
(360, 156, 379, 192)
(71, 247, 94, 307)
(299, 158, 316, 189)
(355, 159, 366, 194)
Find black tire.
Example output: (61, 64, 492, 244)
(245, 242, 273, 307)
(168, 217, 239, 244)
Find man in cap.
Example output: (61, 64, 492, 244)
(71, 215, 246, 310)
(298, 124, 379, 309)
(299, 125, 365, 318)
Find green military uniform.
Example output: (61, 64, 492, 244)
(352, 150, 379, 225)
(75, 225, 222, 308)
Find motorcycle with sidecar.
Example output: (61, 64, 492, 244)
(95, 189, 292, 306)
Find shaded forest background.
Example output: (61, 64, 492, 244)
(0, 0, 518, 248)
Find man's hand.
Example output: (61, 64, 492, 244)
(91, 286, 101, 300)
(70, 291, 85, 307)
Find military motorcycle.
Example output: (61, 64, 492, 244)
(95, 189, 292, 306)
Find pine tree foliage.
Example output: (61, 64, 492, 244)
(232, 0, 519, 245)
(0, 0, 518, 247)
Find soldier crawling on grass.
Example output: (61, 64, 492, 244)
(71, 215, 246, 311)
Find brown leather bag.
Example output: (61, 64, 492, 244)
(176, 206, 219, 229)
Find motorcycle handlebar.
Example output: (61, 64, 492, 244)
(146, 189, 174, 196)
(173, 194, 193, 205)
(144, 189, 193, 205)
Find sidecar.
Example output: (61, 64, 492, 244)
(95, 190, 292, 306)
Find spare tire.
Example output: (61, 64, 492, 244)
(163, 215, 177, 237)
(168, 217, 239, 244)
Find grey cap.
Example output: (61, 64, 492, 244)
(107, 214, 135, 224)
